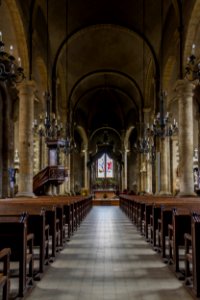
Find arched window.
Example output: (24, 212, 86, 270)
(97, 153, 113, 178)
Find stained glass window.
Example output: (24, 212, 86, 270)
(97, 153, 113, 178)
(97, 155, 105, 178)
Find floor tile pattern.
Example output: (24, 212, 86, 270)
(26, 206, 193, 300)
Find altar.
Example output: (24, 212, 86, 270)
(93, 189, 116, 199)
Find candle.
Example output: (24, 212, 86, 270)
(192, 44, 196, 55)
(9, 45, 13, 55)
(0, 31, 2, 42)
(18, 57, 21, 67)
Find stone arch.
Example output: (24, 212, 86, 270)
(4, 0, 29, 75)
(34, 56, 47, 110)
(124, 126, 134, 150)
(76, 126, 88, 149)
(0, 83, 14, 197)
(184, 0, 200, 63)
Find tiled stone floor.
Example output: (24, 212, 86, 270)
(26, 206, 193, 300)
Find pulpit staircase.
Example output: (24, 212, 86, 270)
(33, 165, 67, 195)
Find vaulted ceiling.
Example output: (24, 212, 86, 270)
(0, 0, 195, 149)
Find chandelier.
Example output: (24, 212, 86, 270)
(146, 91, 178, 138)
(133, 123, 155, 155)
(134, 137, 151, 154)
(185, 44, 200, 82)
(33, 92, 65, 144)
(133, 133, 156, 163)
(64, 123, 77, 155)
(0, 32, 25, 83)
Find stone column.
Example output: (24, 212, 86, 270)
(70, 153, 74, 193)
(143, 107, 151, 193)
(65, 154, 71, 194)
(140, 155, 147, 193)
(159, 137, 171, 195)
(83, 146, 88, 189)
(175, 79, 196, 196)
(124, 149, 128, 190)
(171, 136, 179, 195)
(17, 81, 36, 197)
(146, 154, 153, 194)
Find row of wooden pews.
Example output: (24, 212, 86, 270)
(0, 195, 92, 299)
(119, 194, 200, 298)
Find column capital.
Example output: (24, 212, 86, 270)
(143, 107, 151, 113)
(17, 80, 36, 95)
(171, 135, 178, 142)
(174, 79, 195, 97)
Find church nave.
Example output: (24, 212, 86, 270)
(25, 206, 193, 300)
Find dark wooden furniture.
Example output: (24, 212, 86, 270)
(0, 214, 34, 297)
(0, 247, 11, 300)
(184, 212, 200, 297)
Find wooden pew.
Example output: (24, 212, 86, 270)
(0, 247, 11, 300)
(168, 207, 192, 278)
(0, 195, 92, 287)
(2, 195, 92, 252)
(2, 199, 60, 260)
(0, 214, 34, 297)
(120, 195, 153, 234)
(184, 212, 200, 297)
(155, 201, 200, 258)
(40, 195, 93, 240)
(0, 204, 49, 278)
(119, 194, 200, 293)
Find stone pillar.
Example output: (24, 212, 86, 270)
(146, 154, 153, 194)
(83, 146, 88, 189)
(124, 149, 128, 190)
(171, 136, 179, 195)
(175, 80, 196, 196)
(17, 81, 36, 197)
(143, 107, 151, 193)
(70, 153, 74, 193)
(159, 137, 171, 195)
(140, 155, 147, 193)
(65, 154, 71, 194)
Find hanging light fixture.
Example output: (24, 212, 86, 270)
(133, 120, 156, 157)
(185, 44, 200, 83)
(0, 31, 25, 82)
(147, 1, 178, 139)
(64, 122, 77, 155)
(63, 0, 77, 155)
(134, 0, 155, 156)
(133, 129, 156, 162)
(134, 137, 151, 154)
(33, 92, 64, 141)
(32, 0, 64, 144)
(146, 91, 178, 138)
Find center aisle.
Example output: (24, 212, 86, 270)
(26, 206, 192, 300)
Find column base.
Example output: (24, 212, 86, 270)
(159, 191, 172, 196)
(16, 191, 36, 198)
(176, 191, 197, 197)
(45, 184, 58, 196)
